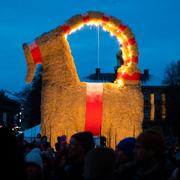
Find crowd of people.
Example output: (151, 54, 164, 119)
(0, 126, 180, 180)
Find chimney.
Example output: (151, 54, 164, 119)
(96, 68, 101, 80)
(144, 69, 149, 80)
(116, 50, 123, 67)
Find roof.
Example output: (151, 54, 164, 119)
(86, 72, 116, 82)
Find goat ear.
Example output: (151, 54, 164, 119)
(23, 43, 36, 83)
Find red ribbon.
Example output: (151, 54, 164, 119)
(118, 23, 127, 31)
(131, 56, 138, 63)
(82, 14, 89, 23)
(61, 24, 71, 34)
(85, 83, 103, 136)
(29, 42, 42, 64)
(128, 37, 136, 45)
(102, 15, 109, 23)
(117, 72, 141, 80)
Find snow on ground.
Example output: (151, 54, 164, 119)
(23, 124, 40, 139)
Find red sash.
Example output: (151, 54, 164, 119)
(85, 83, 103, 135)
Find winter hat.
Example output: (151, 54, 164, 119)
(116, 137, 136, 160)
(60, 135, 67, 145)
(71, 131, 95, 153)
(136, 130, 165, 158)
(25, 148, 43, 170)
(84, 147, 116, 180)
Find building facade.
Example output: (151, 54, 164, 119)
(0, 90, 21, 128)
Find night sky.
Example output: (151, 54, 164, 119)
(0, 0, 180, 92)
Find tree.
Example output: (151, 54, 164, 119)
(28, 64, 42, 127)
(16, 64, 42, 129)
(163, 60, 180, 86)
(163, 60, 180, 137)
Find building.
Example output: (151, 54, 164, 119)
(142, 85, 167, 131)
(86, 68, 173, 135)
(86, 68, 116, 82)
(0, 90, 21, 128)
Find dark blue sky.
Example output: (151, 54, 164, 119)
(0, 0, 180, 92)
